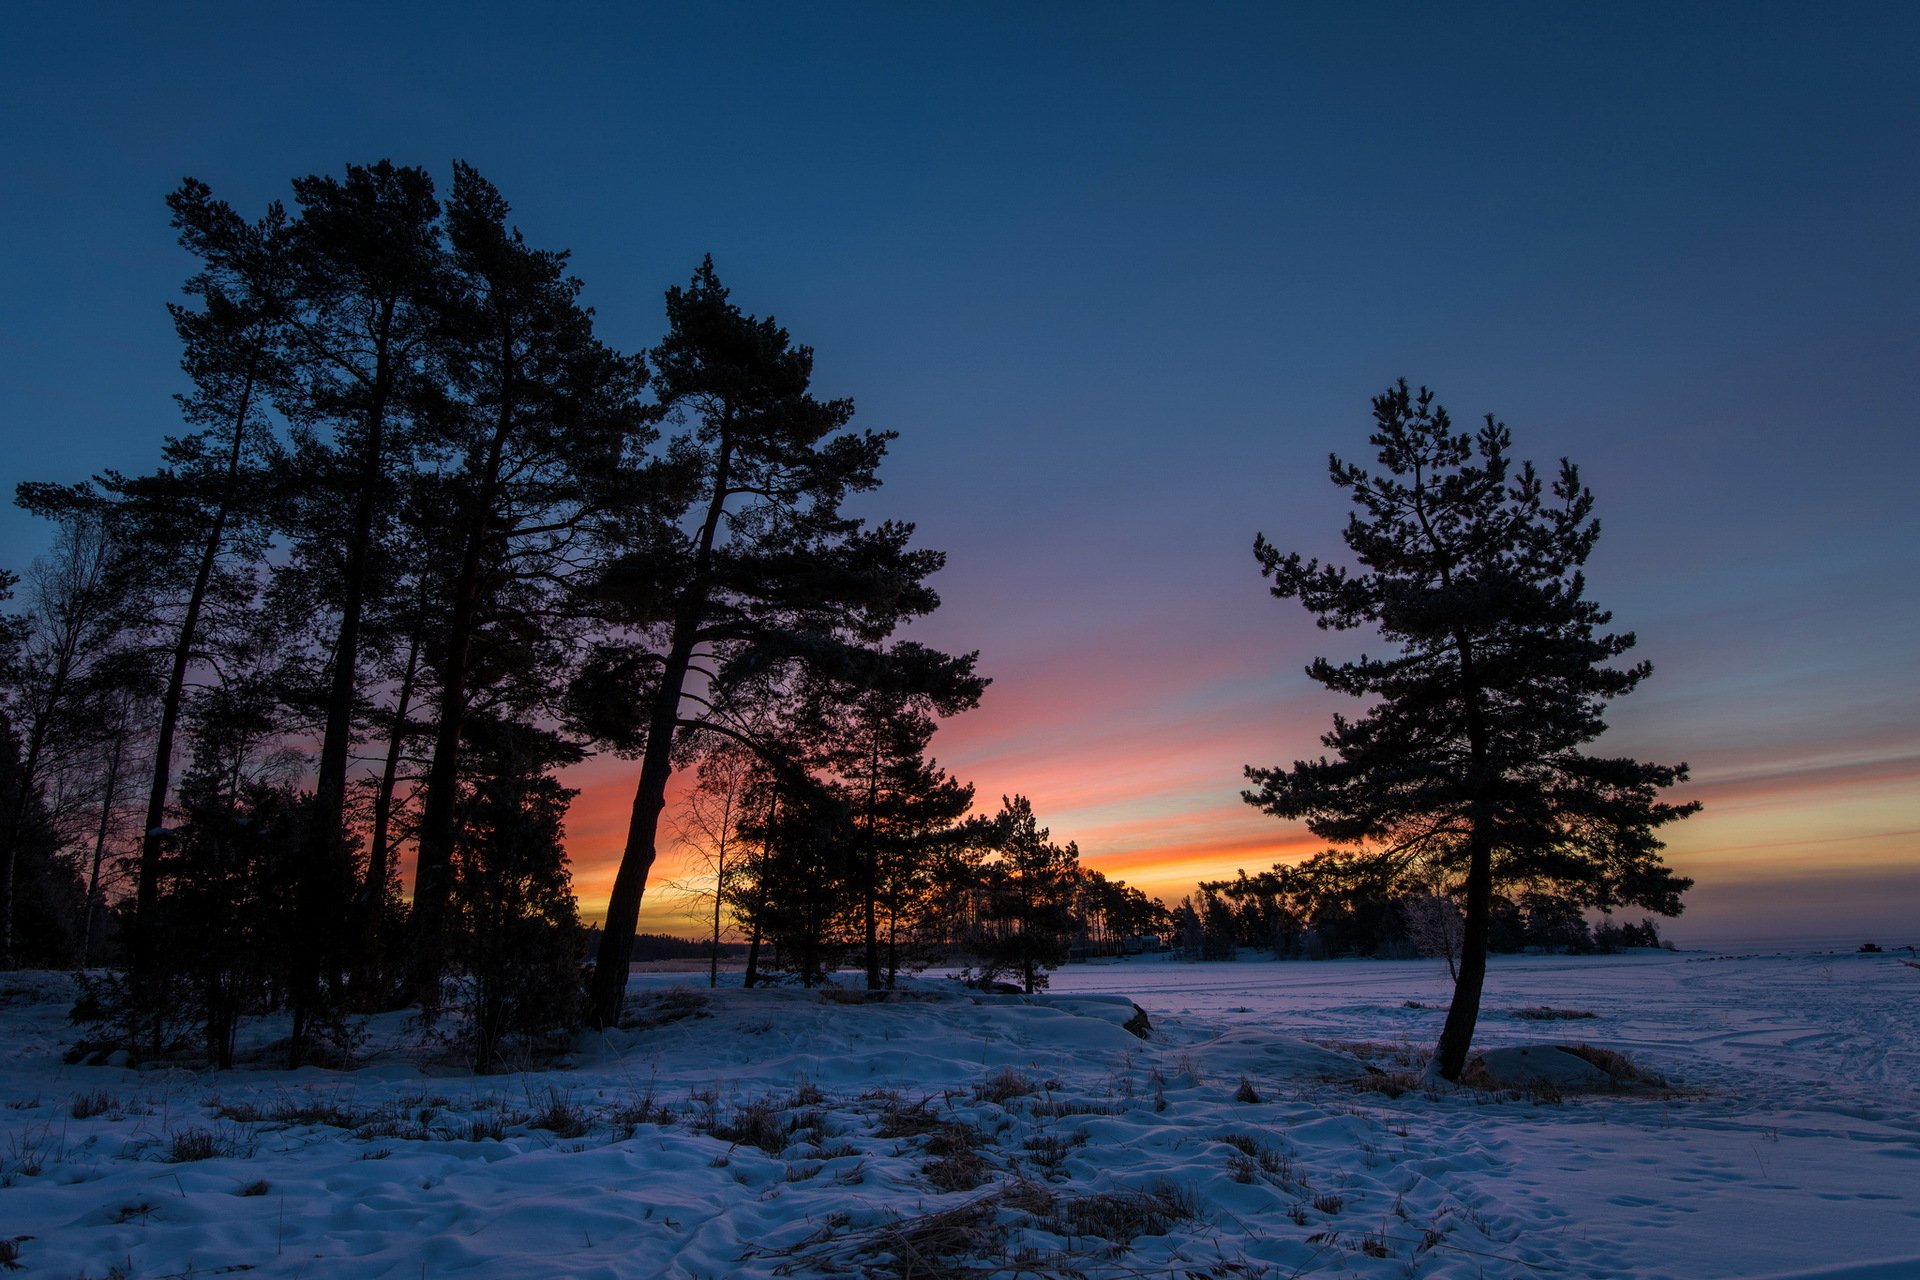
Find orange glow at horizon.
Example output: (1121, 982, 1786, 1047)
(549, 654, 1918, 944)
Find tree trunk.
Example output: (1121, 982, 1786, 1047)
(409, 397, 513, 1002)
(708, 842, 725, 991)
(352, 628, 420, 1004)
(587, 434, 733, 1027)
(1432, 625, 1493, 1083)
(365, 631, 421, 905)
(137, 343, 259, 976)
(863, 849, 881, 989)
(587, 624, 698, 1025)
(79, 716, 129, 967)
(298, 317, 393, 1064)
(743, 914, 764, 990)
(741, 794, 775, 990)
(1432, 834, 1492, 1081)
(406, 540, 484, 1000)
(862, 732, 882, 989)
(885, 906, 899, 989)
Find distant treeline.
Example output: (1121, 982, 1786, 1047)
(625, 933, 749, 962)
(1175, 852, 1666, 970)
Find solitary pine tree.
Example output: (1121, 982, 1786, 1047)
(1245, 383, 1697, 1081)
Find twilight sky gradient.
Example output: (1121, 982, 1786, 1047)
(3, 3, 1915, 945)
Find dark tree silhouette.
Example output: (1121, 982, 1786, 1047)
(447, 717, 585, 1071)
(404, 163, 652, 1000)
(583, 260, 946, 1026)
(16, 182, 289, 981)
(0, 518, 124, 964)
(131, 182, 292, 974)
(267, 162, 447, 1058)
(966, 796, 1081, 994)
(808, 641, 983, 988)
(1245, 382, 1697, 1081)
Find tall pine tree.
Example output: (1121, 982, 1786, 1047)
(1245, 382, 1696, 1080)
(404, 163, 652, 1000)
(583, 260, 947, 1026)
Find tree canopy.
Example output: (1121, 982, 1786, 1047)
(1246, 382, 1697, 1079)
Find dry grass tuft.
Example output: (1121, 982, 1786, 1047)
(769, 1176, 1199, 1279)
(873, 1096, 946, 1139)
(713, 1097, 787, 1153)
(530, 1087, 589, 1139)
(69, 1090, 118, 1120)
(974, 1067, 1036, 1104)
(922, 1146, 994, 1192)
(1021, 1129, 1087, 1176)
(1350, 1068, 1432, 1099)
(620, 988, 711, 1031)
(1053, 1181, 1198, 1245)
(1028, 1096, 1118, 1118)
(166, 1126, 250, 1163)
(1559, 1043, 1668, 1087)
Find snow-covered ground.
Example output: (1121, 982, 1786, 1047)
(1, 949, 1916, 1278)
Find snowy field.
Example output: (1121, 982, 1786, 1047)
(1, 949, 1916, 1278)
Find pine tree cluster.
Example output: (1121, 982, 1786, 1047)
(0, 161, 1164, 1068)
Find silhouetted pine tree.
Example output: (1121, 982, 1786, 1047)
(1245, 382, 1697, 1081)
(966, 796, 1081, 994)
(403, 164, 653, 1001)
(808, 641, 983, 988)
(0, 517, 126, 965)
(447, 717, 585, 1071)
(18, 179, 295, 983)
(261, 161, 446, 1059)
(583, 260, 947, 1026)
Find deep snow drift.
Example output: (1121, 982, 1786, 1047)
(1, 949, 1915, 1278)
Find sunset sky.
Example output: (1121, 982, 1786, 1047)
(3, 3, 1914, 946)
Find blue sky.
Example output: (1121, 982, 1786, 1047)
(3, 2, 1915, 942)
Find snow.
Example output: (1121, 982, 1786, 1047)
(1, 948, 1916, 1278)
